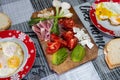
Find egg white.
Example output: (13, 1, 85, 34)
(95, 2, 120, 20)
(110, 15, 120, 26)
(103, 2, 120, 14)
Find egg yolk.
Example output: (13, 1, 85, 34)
(95, 3, 117, 20)
(0, 63, 2, 68)
(7, 56, 20, 68)
(116, 18, 120, 22)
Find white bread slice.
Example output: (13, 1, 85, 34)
(104, 38, 120, 69)
(0, 13, 11, 30)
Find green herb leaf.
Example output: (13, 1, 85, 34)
(28, 18, 46, 26)
(50, 18, 60, 35)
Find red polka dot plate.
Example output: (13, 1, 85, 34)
(89, 0, 120, 36)
(0, 30, 36, 80)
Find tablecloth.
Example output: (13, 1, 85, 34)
(0, 0, 120, 80)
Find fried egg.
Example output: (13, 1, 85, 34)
(0, 41, 24, 77)
(109, 15, 120, 26)
(95, 2, 120, 20)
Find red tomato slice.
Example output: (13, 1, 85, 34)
(59, 18, 76, 30)
(46, 41, 61, 54)
(67, 37, 78, 50)
(60, 39, 67, 47)
(50, 34, 60, 42)
(61, 31, 74, 41)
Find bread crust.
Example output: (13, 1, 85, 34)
(0, 13, 11, 30)
(105, 54, 120, 69)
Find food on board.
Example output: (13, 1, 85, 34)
(71, 44, 85, 62)
(52, 48, 68, 65)
(32, 20, 53, 41)
(29, 0, 94, 66)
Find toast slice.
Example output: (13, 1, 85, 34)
(0, 13, 11, 30)
(104, 38, 120, 69)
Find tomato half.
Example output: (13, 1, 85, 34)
(50, 34, 60, 42)
(46, 41, 61, 54)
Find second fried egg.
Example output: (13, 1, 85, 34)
(95, 2, 120, 20)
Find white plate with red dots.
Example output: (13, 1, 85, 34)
(89, 0, 120, 36)
(0, 30, 36, 80)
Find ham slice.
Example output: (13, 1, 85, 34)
(32, 20, 53, 41)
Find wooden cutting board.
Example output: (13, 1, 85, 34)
(34, 8, 98, 74)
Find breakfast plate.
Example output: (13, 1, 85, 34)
(89, 0, 120, 36)
(0, 30, 36, 80)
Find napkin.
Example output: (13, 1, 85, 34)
(41, 62, 101, 80)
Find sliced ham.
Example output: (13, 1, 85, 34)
(32, 20, 53, 41)
(32, 25, 43, 39)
